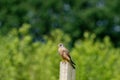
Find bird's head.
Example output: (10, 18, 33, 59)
(58, 43, 64, 47)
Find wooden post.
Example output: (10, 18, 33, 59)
(59, 61, 75, 80)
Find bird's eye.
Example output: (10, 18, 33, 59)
(58, 43, 63, 47)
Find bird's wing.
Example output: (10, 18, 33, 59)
(62, 47, 71, 61)
(62, 47, 69, 54)
(63, 52, 70, 61)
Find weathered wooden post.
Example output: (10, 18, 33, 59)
(59, 61, 76, 80)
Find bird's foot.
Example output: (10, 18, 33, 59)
(62, 60, 66, 64)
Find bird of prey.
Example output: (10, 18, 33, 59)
(58, 43, 75, 69)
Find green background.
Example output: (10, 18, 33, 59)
(0, 0, 120, 80)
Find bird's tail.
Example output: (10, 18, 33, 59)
(70, 59, 75, 69)
(71, 59, 76, 65)
(71, 63, 75, 69)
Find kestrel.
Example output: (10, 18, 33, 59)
(58, 43, 75, 69)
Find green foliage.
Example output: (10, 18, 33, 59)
(72, 32, 120, 80)
(0, 24, 120, 80)
(0, 0, 120, 46)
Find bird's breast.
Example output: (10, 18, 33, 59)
(58, 48, 63, 56)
